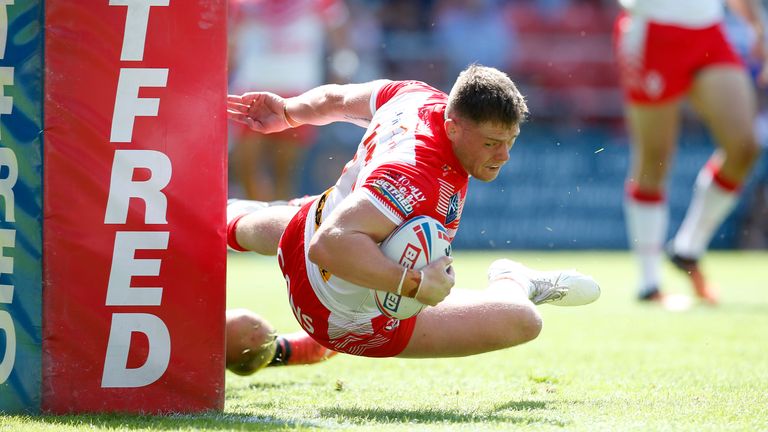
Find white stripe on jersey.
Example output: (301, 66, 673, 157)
(436, 178, 455, 217)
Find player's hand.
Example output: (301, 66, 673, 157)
(227, 92, 289, 134)
(414, 256, 455, 306)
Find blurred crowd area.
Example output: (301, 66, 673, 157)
(229, 0, 625, 125)
(227, 0, 768, 250)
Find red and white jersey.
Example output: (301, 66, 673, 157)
(228, 0, 348, 94)
(302, 81, 469, 331)
(618, 0, 724, 28)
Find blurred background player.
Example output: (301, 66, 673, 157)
(725, 4, 768, 249)
(614, 0, 768, 305)
(226, 308, 336, 375)
(228, 0, 351, 201)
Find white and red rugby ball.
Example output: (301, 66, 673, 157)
(375, 216, 452, 320)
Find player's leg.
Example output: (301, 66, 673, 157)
(623, 99, 682, 301)
(226, 309, 336, 375)
(399, 261, 599, 358)
(399, 287, 541, 358)
(672, 66, 762, 303)
(226, 200, 300, 255)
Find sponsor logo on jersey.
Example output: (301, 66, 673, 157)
(445, 193, 459, 225)
(372, 178, 414, 216)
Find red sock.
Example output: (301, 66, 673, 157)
(270, 332, 336, 366)
(626, 181, 664, 203)
(706, 161, 741, 192)
(227, 213, 248, 252)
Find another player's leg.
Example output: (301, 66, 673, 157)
(623, 100, 681, 303)
(399, 261, 599, 358)
(226, 309, 336, 376)
(672, 66, 762, 304)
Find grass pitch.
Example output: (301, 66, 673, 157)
(3, 251, 767, 431)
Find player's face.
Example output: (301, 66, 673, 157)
(450, 119, 520, 182)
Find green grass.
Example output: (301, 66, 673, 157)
(3, 251, 767, 431)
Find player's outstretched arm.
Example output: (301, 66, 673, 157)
(227, 80, 391, 133)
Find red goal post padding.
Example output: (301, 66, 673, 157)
(42, 0, 227, 413)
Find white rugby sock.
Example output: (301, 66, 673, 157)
(625, 192, 668, 296)
(673, 167, 739, 259)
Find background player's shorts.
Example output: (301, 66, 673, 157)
(277, 201, 418, 358)
(613, 13, 744, 103)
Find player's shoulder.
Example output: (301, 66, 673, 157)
(374, 80, 446, 111)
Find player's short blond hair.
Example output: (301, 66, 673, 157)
(446, 64, 529, 127)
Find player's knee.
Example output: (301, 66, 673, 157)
(226, 308, 277, 376)
(515, 306, 543, 344)
(725, 135, 762, 170)
(740, 138, 762, 167)
(492, 305, 542, 349)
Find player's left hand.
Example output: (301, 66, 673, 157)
(227, 92, 289, 134)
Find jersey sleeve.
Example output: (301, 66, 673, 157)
(372, 80, 443, 112)
(358, 162, 436, 226)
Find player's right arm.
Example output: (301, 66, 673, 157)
(306, 191, 455, 306)
(227, 80, 390, 133)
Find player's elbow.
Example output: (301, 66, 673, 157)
(307, 234, 334, 269)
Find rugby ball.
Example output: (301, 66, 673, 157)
(374, 216, 452, 320)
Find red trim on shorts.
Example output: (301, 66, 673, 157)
(706, 161, 741, 192)
(626, 182, 665, 203)
(227, 213, 248, 252)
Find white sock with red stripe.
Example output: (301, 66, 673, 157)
(625, 183, 668, 297)
(226, 199, 270, 252)
(672, 162, 740, 259)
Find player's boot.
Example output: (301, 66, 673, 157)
(637, 286, 662, 302)
(488, 259, 600, 306)
(666, 244, 718, 305)
(636, 285, 693, 311)
(269, 331, 337, 366)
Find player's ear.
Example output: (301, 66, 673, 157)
(445, 118, 460, 141)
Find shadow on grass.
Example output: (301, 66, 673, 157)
(6, 412, 339, 431)
(320, 399, 569, 427)
(7, 399, 573, 429)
